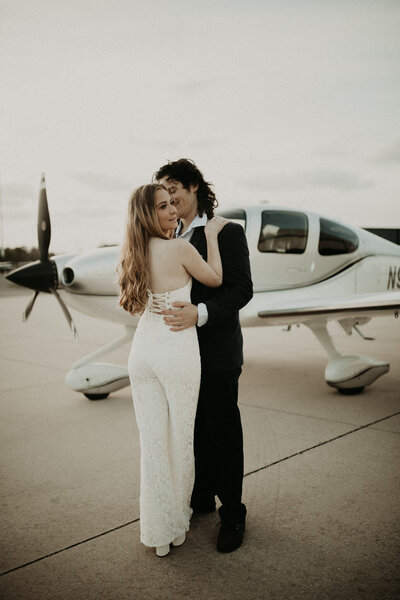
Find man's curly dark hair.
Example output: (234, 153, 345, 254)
(153, 158, 218, 220)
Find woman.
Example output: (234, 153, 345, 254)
(118, 183, 227, 557)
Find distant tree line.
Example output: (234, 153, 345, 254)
(2, 247, 54, 263)
(2, 244, 117, 265)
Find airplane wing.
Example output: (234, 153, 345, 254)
(257, 292, 400, 326)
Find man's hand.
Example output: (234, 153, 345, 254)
(162, 302, 198, 331)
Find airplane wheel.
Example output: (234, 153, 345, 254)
(84, 393, 110, 400)
(337, 386, 365, 395)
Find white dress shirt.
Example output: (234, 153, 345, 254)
(176, 214, 208, 327)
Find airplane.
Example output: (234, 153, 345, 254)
(6, 175, 400, 400)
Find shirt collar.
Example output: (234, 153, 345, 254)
(176, 212, 208, 237)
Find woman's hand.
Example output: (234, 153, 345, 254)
(205, 216, 229, 237)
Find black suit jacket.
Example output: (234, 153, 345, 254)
(190, 222, 253, 372)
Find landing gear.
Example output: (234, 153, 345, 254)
(306, 321, 389, 394)
(84, 393, 110, 400)
(337, 386, 365, 395)
(65, 329, 134, 400)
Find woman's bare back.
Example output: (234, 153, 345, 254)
(148, 238, 190, 294)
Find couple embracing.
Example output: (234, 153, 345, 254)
(118, 159, 253, 557)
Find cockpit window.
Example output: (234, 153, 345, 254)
(318, 218, 359, 255)
(217, 208, 246, 230)
(258, 211, 308, 254)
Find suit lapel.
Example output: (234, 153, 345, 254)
(189, 226, 206, 254)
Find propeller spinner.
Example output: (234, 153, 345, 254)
(6, 174, 77, 336)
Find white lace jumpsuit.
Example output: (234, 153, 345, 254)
(128, 279, 201, 548)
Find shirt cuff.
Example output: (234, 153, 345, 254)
(197, 303, 208, 327)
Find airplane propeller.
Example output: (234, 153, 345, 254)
(38, 176, 51, 262)
(6, 174, 77, 337)
(23, 290, 39, 321)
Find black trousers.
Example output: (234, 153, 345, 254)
(191, 368, 244, 517)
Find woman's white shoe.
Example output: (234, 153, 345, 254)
(172, 533, 186, 547)
(156, 544, 170, 557)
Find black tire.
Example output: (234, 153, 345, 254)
(337, 386, 365, 395)
(84, 393, 110, 400)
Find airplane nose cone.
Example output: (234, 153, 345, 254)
(6, 260, 58, 293)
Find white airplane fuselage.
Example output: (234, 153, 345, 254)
(8, 183, 399, 398)
(55, 205, 400, 328)
(51, 205, 400, 398)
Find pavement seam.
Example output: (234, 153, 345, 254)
(1, 518, 140, 577)
(369, 427, 400, 435)
(245, 409, 400, 477)
(2, 408, 399, 578)
(240, 401, 376, 426)
(240, 401, 400, 430)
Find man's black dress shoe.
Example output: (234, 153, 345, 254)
(217, 504, 246, 553)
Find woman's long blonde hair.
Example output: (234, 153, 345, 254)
(118, 183, 170, 315)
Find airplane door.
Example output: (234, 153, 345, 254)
(248, 209, 314, 291)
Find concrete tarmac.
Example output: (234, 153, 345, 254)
(1, 275, 399, 599)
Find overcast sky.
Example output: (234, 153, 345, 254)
(1, 0, 399, 252)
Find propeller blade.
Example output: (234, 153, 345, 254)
(38, 173, 51, 262)
(49, 287, 78, 338)
(6, 260, 57, 292)
(23, 291, 40, 321)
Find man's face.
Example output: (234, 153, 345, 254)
(159, 177, 198, 220)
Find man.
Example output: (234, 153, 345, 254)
(153, 159, 253, 553)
